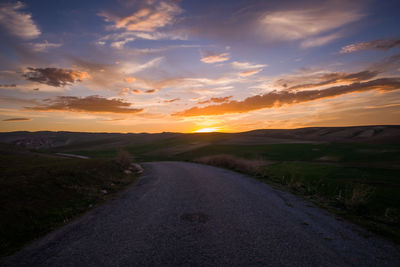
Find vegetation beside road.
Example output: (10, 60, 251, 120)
(194, 153, 400, 242)
(0, 149, 139, 257)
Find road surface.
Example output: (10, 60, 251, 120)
(3, 161, 400, 266)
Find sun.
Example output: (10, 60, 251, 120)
(193, 127, 220, 133)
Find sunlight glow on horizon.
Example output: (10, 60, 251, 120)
(193, 127, 221, 133)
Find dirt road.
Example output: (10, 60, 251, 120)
(3, 162, 399, 266)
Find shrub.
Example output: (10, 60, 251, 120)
(340, 184, 375, 212)
(195, 154, 266, 175)
(116, 150, 133, 169)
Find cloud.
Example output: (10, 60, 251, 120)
(239, 69, 263, 77)
(145, 89, 157, 93)
(201, 52, 230, 63)
(369, 54, 400, 73)
(340, 38, 400, 53)
(198, 96, 232, 104)
(164, 98, 180, 103)
(99, 0, 182, 32)
(3, 117, 31, 121)
(0, 84, 17, 88)
(124, 77, 136, 83)
(284, 70, 378, 90)
(174, 78, 400, 116)
(119, 87, 131, 96)
(30, 41, 62, 52)
(300, 33, 341, 48)
(260, 6, 364, 41)
(26, 95, 143, 114)
(0, 1, 40, 39)
(110, 37, 135, 49)
(232, 61, 267, 69)
(99, 29, 187, 46)
(23, 67, 90, 87)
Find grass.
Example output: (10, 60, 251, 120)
(178, 143, 400, 163)
(0, 153, 138, 257)
(263, 161, 400, 241)
(195, 154, 267, 174)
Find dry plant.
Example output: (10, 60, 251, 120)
(195, 154, 266, 175)
(116, 150, 133, 169)
(345, 184, 375, 208)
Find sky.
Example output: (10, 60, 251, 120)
(0, 0, 399, 133)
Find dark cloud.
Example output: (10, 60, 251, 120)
(284, 70, 378, 91)
(0, 84, 16, 87)
(145, 89, 157, 93)
(174, 78, 400, 116)
(164, 98, 180, 103)
(26, 95, 143, 114)
(198, 96, 232, 104)
(3, 117, 31, 121)
(23, 67, 90, 87)
(341, 38, 400, 53)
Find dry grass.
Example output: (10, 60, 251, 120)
(346, 184, 375, 207)
(195, 154, 267, 175)
(116, 150, 133, 169)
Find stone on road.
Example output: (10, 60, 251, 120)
(3, 162, 400, 266)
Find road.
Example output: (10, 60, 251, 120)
(3, 161, 400, 266)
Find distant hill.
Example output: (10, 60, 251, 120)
(0, 125, 399, 151)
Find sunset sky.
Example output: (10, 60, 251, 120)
(0, 0, 400, 133)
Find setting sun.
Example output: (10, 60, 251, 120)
(193, 127, 220, 133)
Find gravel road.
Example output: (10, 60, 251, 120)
(2, 161, 400, 266)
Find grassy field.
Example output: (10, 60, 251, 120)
(0, 151, 138, 257)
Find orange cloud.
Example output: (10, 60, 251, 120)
(201, 52, 230, 63)
(239, 69, 263, 77)
(174, 78, 400, 116)
(27, 95, 143, 114)
(124, 76, 136, 83)
(198, 96, 232, 104)
(23, 67, 90, 87)
(120, 87, 130, 95)
(341, 38, 400, 53)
